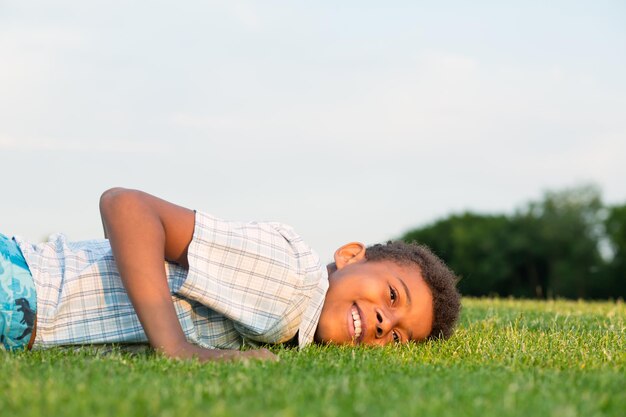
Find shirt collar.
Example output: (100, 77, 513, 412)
(297, 267, 329, 348)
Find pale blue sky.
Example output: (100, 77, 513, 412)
(1, 1, 625, 259)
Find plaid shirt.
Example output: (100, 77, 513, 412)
(14, 211, 328, 349)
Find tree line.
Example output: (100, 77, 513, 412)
(401, 184, 626, 299)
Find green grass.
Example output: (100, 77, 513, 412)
(2, 298, 625, 417)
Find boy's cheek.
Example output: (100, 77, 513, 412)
(314, 314, 341, 344)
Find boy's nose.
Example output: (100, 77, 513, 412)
(375, 308, 396, 338)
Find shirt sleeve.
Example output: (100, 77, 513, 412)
(176, 211, 319, 344)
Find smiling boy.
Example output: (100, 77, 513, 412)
(316, 245, 435, 345)
(1, 188, 461, 360)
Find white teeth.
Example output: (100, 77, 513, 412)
(351, 306, 362, 339)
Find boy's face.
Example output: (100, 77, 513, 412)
(315, 243, 434, 346)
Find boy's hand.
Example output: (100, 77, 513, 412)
(210, 348, 279, 362)
(171, 342, 279, 362)
(239, 348, 279, 362)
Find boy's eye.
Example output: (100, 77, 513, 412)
(392, 331, 401, 343)
(389, 286, 397, 304)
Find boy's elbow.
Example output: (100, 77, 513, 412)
(99, 187, 140, 216)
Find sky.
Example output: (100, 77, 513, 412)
(1, 0, 625, 260)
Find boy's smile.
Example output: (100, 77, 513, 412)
(314, 243, 434, 345)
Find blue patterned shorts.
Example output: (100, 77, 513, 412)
(0, 233, 37, 351)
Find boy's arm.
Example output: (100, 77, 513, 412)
(99, 187, 276, 362)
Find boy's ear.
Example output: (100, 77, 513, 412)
(334, 242, 366, 270)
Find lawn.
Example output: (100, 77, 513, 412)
(2, 298, 625, 417)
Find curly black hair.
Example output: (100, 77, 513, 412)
(365, 241, 461, 340)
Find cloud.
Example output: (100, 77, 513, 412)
(548, 131, 626, 182)
(0, 134, 170, 153)
(225, 1, 262, 30)
(0, 25, 86, 49)
(169, 112, 245, 131)
(0, 24, 87, 100)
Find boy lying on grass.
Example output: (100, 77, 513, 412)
(1, 188, 461, 361)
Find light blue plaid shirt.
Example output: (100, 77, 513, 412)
(14, 211, 328, 349)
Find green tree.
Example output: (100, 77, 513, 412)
(604, 204, 626, 298)
(401, 213, 515, 296)
(401, 184, 611, 299)
(513, 184, 606, 298)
